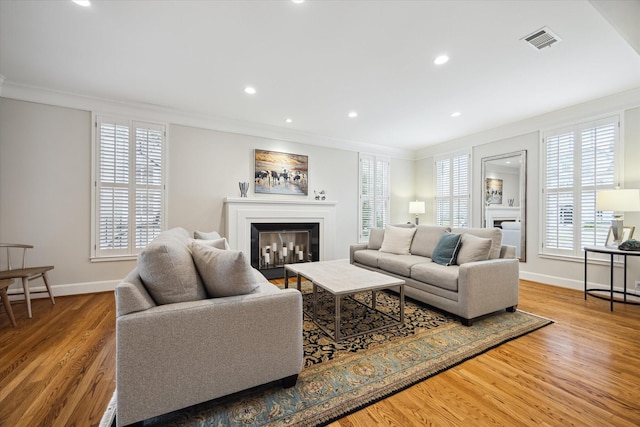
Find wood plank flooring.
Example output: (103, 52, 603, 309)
(1, 280, 639, 426)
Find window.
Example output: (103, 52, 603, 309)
(359, 153, 390, 242)
(542, 116, 619, 256)
(435, 152, 470, 228)
(92, 115, 166, 259)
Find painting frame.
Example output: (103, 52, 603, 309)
(606, 225, 635, 247)
(254, 149, 308, 196)
(485, 178, 503, 205)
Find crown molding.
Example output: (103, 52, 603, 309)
(415, 86, 640, 160)
(0, 80, 415, 159)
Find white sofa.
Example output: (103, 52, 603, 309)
(114, 227, 303, 426)
(350, 225, 519, 326)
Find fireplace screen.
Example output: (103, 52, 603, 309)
(251, 223, 319, 279)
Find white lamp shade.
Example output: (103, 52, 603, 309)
(596, 189, 640, 212)
(409, 201, 426, 214)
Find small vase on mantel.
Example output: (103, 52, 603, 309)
(239, 182, 249, 197)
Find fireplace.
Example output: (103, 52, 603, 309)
(224, 197, 337, 275)
(251, 222, 320, 279)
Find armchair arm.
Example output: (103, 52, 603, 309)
(116, 288, 303, 426)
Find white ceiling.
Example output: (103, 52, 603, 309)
(1, 0, 639, 153)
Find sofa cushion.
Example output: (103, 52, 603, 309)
(452, 227, 502, 259)
(353, 249, 398, 269)
(431, 232, 462, 266)
(137, 228, 207, 305)
(378, 254, 430, 277)
(189, 242, 259, 298)
(456, 233, 492, 265)
(367, 228, 385, 250)
(410, 225, 450, 258)
(379, 225, 417, 255)
(194, 230, 222, 240)
(411, 262, 459, 292)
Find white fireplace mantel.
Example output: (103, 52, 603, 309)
(224, 197, 337, 260)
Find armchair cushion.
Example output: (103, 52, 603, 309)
(138, 229, 207, 305)
(190, 242, 259, 298)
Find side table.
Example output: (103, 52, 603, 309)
(583, 245, 640, 311)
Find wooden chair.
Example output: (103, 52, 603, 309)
(0, 278, 17, 326)
(0, 244, 55, 318)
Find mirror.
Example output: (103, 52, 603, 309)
(481, 150, 527, 262)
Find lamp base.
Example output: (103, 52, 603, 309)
(415, 216, 419, 226)
(611, 217, 624, 246)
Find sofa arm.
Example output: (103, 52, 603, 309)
(350, 243, 368, 264)
(458, 258, 519, 320)
(116, 288, 303, 426)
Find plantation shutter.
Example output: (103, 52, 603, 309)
(94, 116, 166, 258)
(435, 152, 470, 228)
(542, 117, 618, 256)
(359, 153, 390, 242)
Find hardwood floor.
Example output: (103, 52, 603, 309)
(1, 280, 639, 426)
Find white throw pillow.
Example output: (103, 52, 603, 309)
(379, 225, 417, 255)
(456, 233, 492, 265)
(193, 230, 222, 240)
(189, 237, 230, 250)
(189, 242, 259, 298)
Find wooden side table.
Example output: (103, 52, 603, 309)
(583, 245, 640, 311)
(0, 278, 17, 327)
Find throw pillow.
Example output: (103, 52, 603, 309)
(379, 225, 417, 255)
(367, 228, 385, 250)
(431, 232, 462, 266)
(189, 242, 259, 298)
(138, 233, 207, 305)
(456, 233, 492, 265)
(190, 237, 230, 250)
(194, 230, 222, 240)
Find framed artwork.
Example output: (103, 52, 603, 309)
(254, 149, 308, 195)
(606, 225, 635, 246)
(485, 178, 503, 205)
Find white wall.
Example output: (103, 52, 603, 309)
(0, 98, 413, 294)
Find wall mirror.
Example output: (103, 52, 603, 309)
(481, 150, 527, 262)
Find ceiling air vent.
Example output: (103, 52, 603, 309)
(522, 27, 561, 50)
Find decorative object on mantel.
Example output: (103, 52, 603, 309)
(508, 198, 514, 207)
(597, 188, 640, 247)
(409, 200, 426, 225)
(238, 182, 249, 197)
(314, 190, 326, 200)
(254, 149, 308, 196)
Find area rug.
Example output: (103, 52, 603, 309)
(101, 284, 552, 427)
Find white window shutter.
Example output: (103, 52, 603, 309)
(435, 152, 470, 228)
(359, 153, 390, 242)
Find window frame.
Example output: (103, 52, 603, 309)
(90, 113, 168, 261)
(540, 114, 622, 258)
(434, 150, 471, 228)
(358, 153, 390, 243)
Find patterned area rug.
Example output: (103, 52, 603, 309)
(101, 283, 552, 427)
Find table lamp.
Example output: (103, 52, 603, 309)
(596, 188, 640, 246)
(409, 200, 425, 225)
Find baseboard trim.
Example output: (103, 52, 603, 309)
(7, 280, 118, 301)
(519, 271, 583, 291)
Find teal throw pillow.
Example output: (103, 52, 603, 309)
(432, 232, 462, 266)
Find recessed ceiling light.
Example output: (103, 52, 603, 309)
(348, 111, 358, 118)
(291, 0, 305, 3)
(450, 111, 461, 117)
(72, 0, 91, 6)
(434, 55, 449, 65)
(244, 86, 256, 95)
(285, 118, 293, 123)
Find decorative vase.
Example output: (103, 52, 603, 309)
(239, 182, 249, 197)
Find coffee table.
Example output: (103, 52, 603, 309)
(284, 260, 405, 341)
